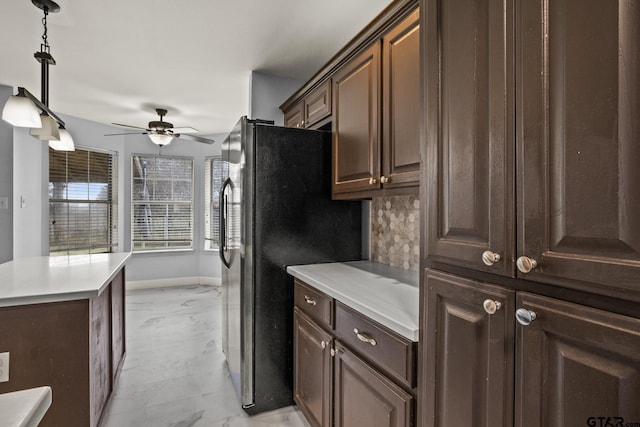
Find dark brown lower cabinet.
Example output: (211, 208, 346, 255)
(293, 279, 416, 427)
(422, 269, 515, 427)
(515, 292, 640, 427)
(421, 269, 640, 427)
(294, 308, 333, 427)
(334, 341, 413, 427)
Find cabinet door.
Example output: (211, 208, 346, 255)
(382, 8, 420, 188)
(334, 341, 413, 427)
(294, 309, 333, 427)
(515, 292, 640, 427)
(284, 100, 304, 129)
(517, 0, 640, 297)
(305, 80, 332, 129)
(423, 0, 514, 275)
(421, 269, 515, 427)
(332, 42, 381, 195)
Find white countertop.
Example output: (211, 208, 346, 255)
(287, 261, 419, 341)
(0, 253, 131, 308)
(0, 386, 52, 427)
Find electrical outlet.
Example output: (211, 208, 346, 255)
(0, 352, 8, 382)
(0, 196, 8, 209)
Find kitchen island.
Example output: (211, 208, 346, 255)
(0, 253, 130, 427)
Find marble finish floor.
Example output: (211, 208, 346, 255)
(102, 285, 310, 427)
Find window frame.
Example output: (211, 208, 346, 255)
(48, 145, 118, 256)
(130, 154, 195, 253)
(204, 155, 224, 251)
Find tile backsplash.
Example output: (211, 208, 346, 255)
(370, 195, 420, 271)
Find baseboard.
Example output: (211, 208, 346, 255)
(126, 276, 221, 290)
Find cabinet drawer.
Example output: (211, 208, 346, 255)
(334, 301, 416, 388)
(294, 279, 333, 329)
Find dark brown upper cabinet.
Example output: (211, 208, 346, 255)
(332, 7, 420, 199)
(516, 0, 640, 298)
(423, 0, 640, 299)
(515, 292, 640, 427)
(284, 100, 304, 129)
(332, 42, 382, 196)
(381, 8, 421, 189)
(423, 0, 514, 276)
(284, 80, 332, 130)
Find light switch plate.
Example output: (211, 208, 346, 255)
(0, 352, 9, 382)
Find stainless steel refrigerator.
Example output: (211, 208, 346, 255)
(218, 116, 362, 414)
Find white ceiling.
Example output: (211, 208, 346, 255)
(0, 0, 391, 135)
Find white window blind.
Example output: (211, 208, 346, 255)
(204, 156, 225, 250)
(49, 148, 118, 255)
(131, 155, 194, 251)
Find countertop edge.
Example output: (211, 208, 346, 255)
(287, 263, 419, 342)
(0, 386, 52, 427)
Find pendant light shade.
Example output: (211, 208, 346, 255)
(48, 128, 75, 151)
(30, 114, 60, 140)
(148, 133, 173, 146)
(2, 95, 42, 128)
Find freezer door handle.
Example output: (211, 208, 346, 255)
(219, 177, 231, 268)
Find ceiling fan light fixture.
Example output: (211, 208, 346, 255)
(148, 133, 173, 146)
(30, 114, 60, 140)
(2, 95, 43, 128)
(48, 128, 75, 151)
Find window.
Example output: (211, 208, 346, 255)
(49, 148, 118, 255)
(131, 155, 194, 251)
(204, 156, 225, 250)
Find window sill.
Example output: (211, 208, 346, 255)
(132, 248, 194, 255)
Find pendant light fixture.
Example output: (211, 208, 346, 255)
(1, 0, 74, 151)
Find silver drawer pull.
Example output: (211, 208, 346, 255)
(304, 295, 317, 306)
(353, 328, 377, 346)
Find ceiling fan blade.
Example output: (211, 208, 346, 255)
(104, 132, 149, 136)
(171, 126, 199, 133)
(111, 122, 149, 130)
(174, 133, 215, 144)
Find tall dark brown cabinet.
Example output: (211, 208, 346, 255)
(420, 0, 640, 425)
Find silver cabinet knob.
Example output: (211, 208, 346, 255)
(380, 176, 391, 184)
(483, 299, 502, 315)
(320, 340, 326, 349)
(482, 251, 501, 266)
(516, 256, 538, 273)
(304, 295, 317, 306)
(369, 177, 378, 185)
(515, 308, 537, 326)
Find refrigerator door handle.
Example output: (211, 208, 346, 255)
(219, 177, 232, 268)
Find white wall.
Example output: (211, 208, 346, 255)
(249, 71, 304, 125)
(0, 85, 13, 263)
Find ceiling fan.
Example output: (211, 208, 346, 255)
(105, 108, 215, 146)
